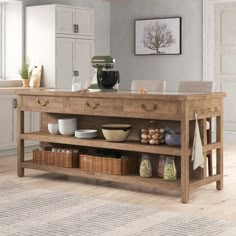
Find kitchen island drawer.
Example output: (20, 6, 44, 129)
(69, 97, 123, 116)
(123, 99, 180, 119)
(21, 95, 65, 112)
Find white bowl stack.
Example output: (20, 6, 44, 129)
(48, 123, 59, 135)
(75, 129, 97, 139)
(58, 118, 77, 136)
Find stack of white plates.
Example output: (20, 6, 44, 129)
(75, 129, 97, 139)
(58, 118, 77, 136)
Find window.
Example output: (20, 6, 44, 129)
(0, 1, 22, 80)
(0, 4, 3, 79)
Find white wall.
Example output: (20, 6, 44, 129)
(23, 0, 110, 56)
(4, 1, 23, 80)
(110, 0, 203, 91)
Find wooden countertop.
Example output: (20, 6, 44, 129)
(16, 88, 226, 101)
(0, 87, 45, 94)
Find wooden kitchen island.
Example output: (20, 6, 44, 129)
(17, 89, 225, 203)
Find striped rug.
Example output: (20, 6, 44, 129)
(0, 181, 235, 236)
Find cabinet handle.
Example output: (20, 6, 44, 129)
(37, 99, 49, 107)
(76, 24, 79, 33)
(86, 102, 99, 109)
(73, 24, 77, 33)
(141, 104, 158, 112)
(74, 71, 79, 76)
(12, 98, 17, 109)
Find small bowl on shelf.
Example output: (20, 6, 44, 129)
(48, 123, 59, 135)
(101, 124, 132, 142)
(58, 118, 77, 136)
(165, 133, 181, 147)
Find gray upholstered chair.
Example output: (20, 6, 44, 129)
(131, 80, 166, 92)
(178, 81, 214, 93)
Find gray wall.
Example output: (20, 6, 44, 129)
(110, 0, 203, 91)
(23, 0, 110, 56)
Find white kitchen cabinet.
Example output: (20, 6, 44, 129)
(56, 38, 94, 89)
(26, 4, 94, 89)
(56, 6, 94, 36)
(0, 94, 17, 150)
(0, 94, 39, 152)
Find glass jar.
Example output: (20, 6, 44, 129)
(72, 71, 82, 92)
(157, 155, 165, 178)
(139, 153, 152, 178)
(163, 156, 177, 181)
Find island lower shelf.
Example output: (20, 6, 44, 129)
(21, 160, 222, 192)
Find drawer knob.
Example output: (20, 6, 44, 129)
(86, 102, 100, 109)
(37, 99, 49, 107)
(141, 104, 158, 112)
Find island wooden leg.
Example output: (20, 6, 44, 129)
(17, 139, 24, 177)
(216, 115, 223, 190)
(17, 102, 24, 177)
(180, 104, 190, 203)
(181, 154, 190, 203)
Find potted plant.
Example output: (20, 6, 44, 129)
(19, 62, 30, 87)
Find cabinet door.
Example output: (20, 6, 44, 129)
(56, 38, 76, 89)
(56, 6, 75, 34)
(0, 95, 17, 149)
(75, 9, 94, 36)
(75, 39, 94, 88)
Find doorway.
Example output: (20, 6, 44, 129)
(204, 0, 236, 143)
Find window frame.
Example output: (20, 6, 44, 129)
(0, 4, 2, 79)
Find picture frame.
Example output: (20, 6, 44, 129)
(134, 17, 182, 55)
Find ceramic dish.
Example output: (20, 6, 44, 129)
(101, 124, 132, 142)
(74, 129, 97, 139)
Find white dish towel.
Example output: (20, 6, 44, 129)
(191, 113, 204, 170)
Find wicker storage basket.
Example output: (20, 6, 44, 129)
(80, 154, 137, 175)
(33, 149, 79, 168)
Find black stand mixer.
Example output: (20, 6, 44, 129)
(89, 56, 120, 90)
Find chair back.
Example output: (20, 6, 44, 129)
(178, 81, 214, 93)
(131, 80, 166, 92)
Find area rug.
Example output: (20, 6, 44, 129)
(0, 181, 236, 236)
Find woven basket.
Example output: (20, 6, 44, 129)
(80, 154, 137, 175)
(33, 149, 79, 168)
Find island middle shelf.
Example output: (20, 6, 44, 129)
(21, 131, 184, 156)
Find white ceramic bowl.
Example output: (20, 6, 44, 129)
(48, 123, 59, 135)
(101, 124, 132, 142)
(58, 118, 77, 136)
(58, 118, 77, 124)
(59, 126, 77, 136)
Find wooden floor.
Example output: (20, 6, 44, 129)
(1, 144, 236, 222)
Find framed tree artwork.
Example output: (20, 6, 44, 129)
(135, 17, 182, 55)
